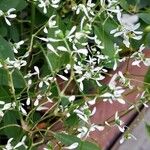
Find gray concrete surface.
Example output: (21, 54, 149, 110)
(118, 108, 150, 150)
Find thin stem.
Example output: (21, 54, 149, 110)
(0, 124, 21, 131)
(39, 45, 61, 94)
(30, 1, 35, 38)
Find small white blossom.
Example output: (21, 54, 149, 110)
(77, 124, 104, 139)
(74, 109, 88, 123)
(68, 95, 75, 102)
(101, 74, 125, 104)
(12, 40, 24, 54)
(3, 136, 27, 150)
(34, 94, 42, 106)
(5, 58, 27, 70)
(39, 76, 53, 88)
(131, 44, 150, 67)
(0, 8, 16, 26)
(77, 126, 89, 138)
(26, 97, 31, 106)
(57, 46, 68, 52)
(115, 112, 125, 132)
(3, 138, 14, 150)
(64, 142, 79, 150)
(38, 0, 50, 14)
(110, 12, 142, 47)
(87, 97, 96, 105)
(48, 15, 58, 28)
(47, 43, 58, 55)
(120, 133, 136, 144)
(57, 74, 68, 81)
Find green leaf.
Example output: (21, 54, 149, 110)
(0, 68, 26, 89)
(12, 69, 26, 89)
(94, 26, 114, 56)
(0, 86, 11, 102)
(144, 68, 150, 91)
(0, 68, 9, 86)
(0, 35, 14, 60)
(94, 25, 116, 68)
(65, 113, 79, 127)
(3, 110, 22, 139)
(0, 0, 27, 11)
(15, 0, 27, 11)
(55, 133, 100, 150)
(145, 122, 150, 137)
(139, 13, 150, 24)
(9, 24, 20, 42)
(0, 23, 7, 37)
(47, 52, 70, 72)
(120, 0, 130, 11)
(139, 0, 150, 8)
(145, 33, 150, 47)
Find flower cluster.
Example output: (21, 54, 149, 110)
(0, 8, 16, 26)
(0, 0, 150, 149)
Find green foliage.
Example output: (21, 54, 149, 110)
(139, 13, 150, 24)
(0, 0, 150, 149)
(47, 52, 70, 72)
(0, 36, 14, 60)
(55, 133, 100, 150)
(0, 0, 27, 11)
(145, 122, 150, 137)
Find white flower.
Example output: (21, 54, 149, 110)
(2, 103, 12, 110)
(90, 124, 104, 132)
(115, 112, 125, 132)
(12, 40, 24, 53)
(0, 110, 4, 117)
(77, 77, 84, 91)
(34, 94, 42, 106)
(57, 74, 68, 81)
(5, 58, 27, 70)
(19, 104, 27, 116)
(93, 35, 104, 49)
(101, 74, 125, 104)
(47, 43, 58, 55)
(26, 97, 31, 106)
(64, 142, 79, 150)
(57, 46, 68, 52)
(34, 66, 40, 76)
(14, 136, 27, 149)
(144, 58, 150, 66)
(131, 44, 150, 67)
(77, 124, 104, 139)
(4, 136, 27, 150)
(87, 97, 96, 105)
(39, 76, 52, 88)
(0, 101, 5, 105)
(110, 12, 142, 47)
(75, 1, 95, 21)
(74, 109, 88, 123)
(67, 26, 77, 39)
(38, 0, 50, 14)
(118, 71, 133, 89)
(120, 133, 136, 144)
(73, 44, 88, 56)
(0, 8, 16, 26)
(3, 138, 14, 150)
(68, 95, 75, 102)
(51, 0, 60, 8)
(64, 64, 71, 74)
(48, 15, 57, 28)
(77, 126, 88, 138)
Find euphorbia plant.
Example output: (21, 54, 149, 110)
(0, 0, 150, 149)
